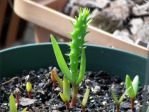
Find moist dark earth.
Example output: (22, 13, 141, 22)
(0, 67, 148, 112)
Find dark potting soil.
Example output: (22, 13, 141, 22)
(0, 67, 148, 112)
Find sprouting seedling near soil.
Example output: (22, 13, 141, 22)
(81, 86, 90, 112)
(26, 81, 32, 99)
(125, 75, 139, 110)
(9, 93, 17, 112)
(111, 87, 131, 112)
(51, 8, 92, 109)
(9, 93, 27, 112)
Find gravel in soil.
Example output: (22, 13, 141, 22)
(0, 67, 148, 112)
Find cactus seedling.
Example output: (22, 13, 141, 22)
(125, 75, 139, 110)
(51, 8, 92, 108)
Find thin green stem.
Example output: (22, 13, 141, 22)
(70, 85, 78, 107)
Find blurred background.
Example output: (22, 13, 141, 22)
(0, 0, 149, 50)
(0, 0, 34, 49)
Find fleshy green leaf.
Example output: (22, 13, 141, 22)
(60, 93, 69, 103)
(76, 48, 86, 84)
(63, 76, 70, 101)
(125, 75, 135, 99)
(9, 93, 17, 112)
(82, 87, 90, 107)
(51, 68, 63, 89)
(51, 35, 73, 83)
(132, 75, 139, 95)
(119, 86, 131, 103)
(22, 107, 27, 112)
(26, 82, 32, 92)
(111, 89, 119, 105)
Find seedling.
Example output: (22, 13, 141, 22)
(111, 87, 131, 112)
(125, 75, 139, 110)
(9, 93, 27, 112)
(9, 93, 17, 112)
(51, 68, 57, 88)
(51, 67, 63, 89)
(81, 86, 90, 112)
(26, 81, 32, 99)
(51, 8, 92, 109)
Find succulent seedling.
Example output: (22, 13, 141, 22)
(25, 75, 32, 99)
(81, 86, 90, 112)
(26, 81, 32, 99)
(51, 8, 92, 109)
(51, 68, 57, 88)
(51, 67, 63, 89)
(9, 93, 27, 112)
(111, 87, 131, 112)
(9, 93, 17, 112)
(125, 75, 139, 110)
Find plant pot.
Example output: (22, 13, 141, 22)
(0, 43, 147, 83)
(0, 43, 147, 111)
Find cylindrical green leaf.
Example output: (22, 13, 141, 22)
(76, 48, 86, 84)
(82, 87, 90, 107)
(63, 76, 70, 101)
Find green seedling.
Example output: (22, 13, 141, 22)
(51, 8, 92, 109)
(51, 67, 70, 109)
(9, 93, 17, 112)
(26, 81, 32, 99)
(81, 86, 90, 112)
(9, 93, 27, 112)
(125, 75, 139, 110)
(111, 87, 131, 112)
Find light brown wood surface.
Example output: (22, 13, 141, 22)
(14, 0, 148, 57)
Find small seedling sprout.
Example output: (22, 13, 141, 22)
(9, 93, 17, 112)
(26, 81, 32, 99)
(111, 87, 131, 112)
(125, 75, 139, 110)
(81, 86, 90, 112)
(9, 93, 27, 112)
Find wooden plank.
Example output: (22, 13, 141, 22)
(13, 0, 148, 57)
(5, 12, 20, 46)
(0, 0, 8, 36)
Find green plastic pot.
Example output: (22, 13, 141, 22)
(0, 43, 147, 84)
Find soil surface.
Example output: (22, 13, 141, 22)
(0, 67, 148, 112)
